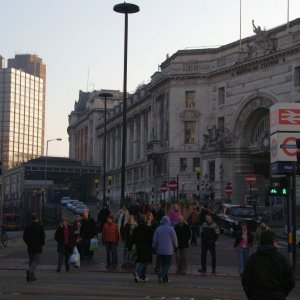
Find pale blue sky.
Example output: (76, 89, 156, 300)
(1, 0, 299, 157)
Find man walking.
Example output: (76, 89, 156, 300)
(102, 215, 119, 269)
(152, 216, 178, 283)
(23, 213, 45, 282)
(175, 215, 191, 275)
(242, 230, 295, 300)
(198, 212, 219, 274)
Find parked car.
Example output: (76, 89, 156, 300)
(214, 204, 257, 236)
(70, 202, 85, 212)
(60, 197, 71, 206)
(75, 204, 89, 215)
(67, 200, 79, 210)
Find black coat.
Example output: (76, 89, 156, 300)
(54, 225, 75, 253)
(175, 222, 192, 249)
(234, 230, 254, 248)
(97, 208, 110, 231)
(242, 245, 295, 300)
(80, 217, 97, 240)
(132, 224, 154, 263)
(23, 221, 45, 254)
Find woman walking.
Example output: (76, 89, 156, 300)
(234, 223, 253, 276)
(54, 218, 75, 273)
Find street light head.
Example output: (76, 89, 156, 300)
(98, 92, 113, 98)
(56, 138, 62, 141)
(113, 2, 140, 14)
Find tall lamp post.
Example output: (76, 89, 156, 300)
(113, 2, 139, 205)
(98, 92, 113, 205)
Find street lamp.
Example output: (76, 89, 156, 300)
(98, 92, 113, 206)
(44, 138, 62, 202)
(113, 2, 139, 206)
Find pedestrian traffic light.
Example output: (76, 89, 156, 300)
(269, 187, 278, 195)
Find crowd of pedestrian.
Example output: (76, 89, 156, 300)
(22, 201, 295, 299)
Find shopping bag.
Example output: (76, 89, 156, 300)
(69, 246, 80, 268)
(89, 237, 98, 252)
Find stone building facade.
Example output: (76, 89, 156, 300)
(69, 19, 300, 205)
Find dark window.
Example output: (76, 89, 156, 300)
(193, 158, 200, 171)
(180, 158, 187, 172)
(208, 160, 215, 182)
(218, 87, 225, 105)
(295, 66, 300, 87)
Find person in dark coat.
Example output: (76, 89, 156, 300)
(97, 204, 110, 233)
(54, 217, 75, 273)
(188, 207, 200, 246)
(78, 210, 97, 260)
(198, 212, 219, 274)
(151, 202, 165, 223)
(23, 213, 45, 282)
(122, 215, 137, 268)
(175, 215, 192, 274)
(242, 230, 295, 300)
(132, 214, 154, 283)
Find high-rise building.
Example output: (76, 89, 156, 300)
(0, 54, 46, 169)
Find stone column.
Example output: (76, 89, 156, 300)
(140, 112, 145, 159)
(133, 116, 137, 161)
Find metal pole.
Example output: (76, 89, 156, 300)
(287, 0, 290, 29)
(239, 0, 242, 49)
(120, 12, 128, 206)
(103, 96, 107, 205)
(292, 162, 297, 271)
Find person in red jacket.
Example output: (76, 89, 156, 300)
(102, 215, 119, 269)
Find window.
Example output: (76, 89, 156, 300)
(208, 160, 215, 182)
(218, 117, 224, 132)
(218, 86, 225, 105)
(185, 121, 196, 144)
(185, 91, 195, 108)
(193, 158, 200, 171)
(295, 66, 300, 87)
(180, 158, 187, 172)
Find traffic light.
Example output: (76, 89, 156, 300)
(269, 187, 278, 195)
(269, 176, 289, 196)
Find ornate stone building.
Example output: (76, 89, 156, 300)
(68, 19, 300, 205)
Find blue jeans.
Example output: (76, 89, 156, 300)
(105, 242, 118, 267)
(158, 255, 172, 282)
(237, 247, 249, 274)
(135, 262, 147, 279)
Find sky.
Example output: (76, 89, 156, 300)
(1, 0, 299, 157)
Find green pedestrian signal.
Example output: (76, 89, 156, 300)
(281, 188, 288, 196)
(269, 188, 278, 195)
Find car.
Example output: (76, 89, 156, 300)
(75, 204, 89, 215)
(66, 200, 79, 210)
(214, 204, 257, 236)
(70, 202, 85, 212)
(60, 197, 71, 206)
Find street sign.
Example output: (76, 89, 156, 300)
(245, 174, 256, 185)
(270, 103, 300, 134)
(224, 183, 233, 196)
(270, 132, 300, 163)
(168, 180, 177, 191)
(160, 183, 167, 193)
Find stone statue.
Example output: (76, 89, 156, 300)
(252, 20, 262, 35)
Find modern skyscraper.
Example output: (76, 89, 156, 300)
(0, 54, 46, 169)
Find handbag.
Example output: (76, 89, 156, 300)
(69, 246, 80, 268)
(89, 237, 98, 252)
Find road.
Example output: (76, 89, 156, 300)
(0, 269, 293, 300)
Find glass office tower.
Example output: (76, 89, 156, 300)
(0, 55, 45, 169)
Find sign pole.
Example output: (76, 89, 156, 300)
(287, 174, 292, 266)
(292, 161, 297, 271)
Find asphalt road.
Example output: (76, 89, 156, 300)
(0, 269, 276, 300)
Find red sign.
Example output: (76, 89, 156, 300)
(245, 174, 256, 185)
(279, 109, 300, 125)
(168, 180, 177, 191)
(281, 136, 300, 157)
(224, 183, 233, 196)
(160, 183, 168, 193)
